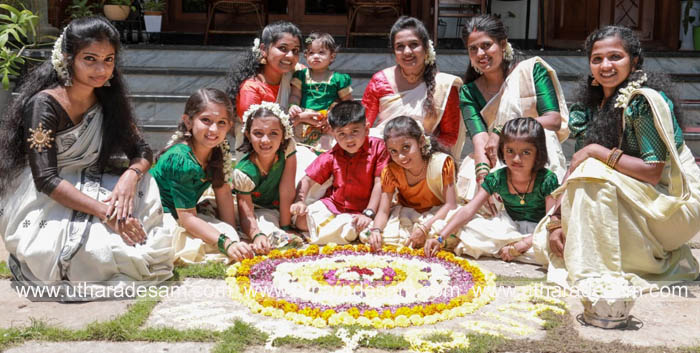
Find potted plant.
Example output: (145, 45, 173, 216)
(143, 0, 165, 33)
(67, 0, 98, 20)
(103, 0, 132, 21)
(0, 4, 40, 108)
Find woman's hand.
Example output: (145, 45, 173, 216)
(548, 228, 565, 258)
(292, 111, 322, 127)
(424, 238, 441, 257)
(484, 132, 500, 167)
(227, 241, 255, 262)
(369, 229, 383, 252)
(105, 169, 140, 222)
(405, 226, 427, 248)
(288, 105, 303, 118)
(352, 214, 372, 232)
(568, 144, 606, 175)
(104, 216, 146, 246)
(253, 234, 271, 255)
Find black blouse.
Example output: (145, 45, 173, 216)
(22, 92, 152, 195)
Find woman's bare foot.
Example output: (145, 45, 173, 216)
(497, 235, 533, 262)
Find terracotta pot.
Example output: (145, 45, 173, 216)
(103, 4, 130, 21)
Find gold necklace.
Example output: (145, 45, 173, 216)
(399, 66, 425, 84)
(508, 171, 533, 205)
(253, 154, 278, 176)
(405, 161, 426, 177)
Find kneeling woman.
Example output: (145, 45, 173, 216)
(0, 17, 173, 296)
(365, 116, 458, 251)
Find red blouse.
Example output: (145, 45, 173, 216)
(361, 70, 461, 148)
(236, 78, 280, 121)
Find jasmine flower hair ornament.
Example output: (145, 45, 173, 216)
(51, 27, 71, 86)
(241, 102, 294, 140)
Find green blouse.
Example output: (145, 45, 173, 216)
(459, 62, 560, 139)
(150, 143, 210, 218)
(568, 90, 683, 163)
(233, 142, 296, 209)
(481, 168, 559, 223)
(292, 68, 353, 111)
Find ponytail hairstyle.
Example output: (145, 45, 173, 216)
(225, 21, 303, 107)
(389, 16, 438, 119)
(157, 88, 234, 188)
(577, 25, 683, 149)
(383, 115, 450, 161)
(0, 16, 144, 196)
(498, 117, 548, 172)
(462, 15, 519, 83)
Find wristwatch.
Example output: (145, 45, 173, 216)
(362, 208, 376, 219)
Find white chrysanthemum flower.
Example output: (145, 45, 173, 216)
(51, 30, 71, 86)
(241, 101, 294, 140)
(424, 39, 436, 65)
(503, 41, 514, 62)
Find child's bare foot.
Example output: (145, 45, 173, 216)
(497, 235, 533, 262)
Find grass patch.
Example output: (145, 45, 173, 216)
(212, 320, 267, 353)
(0, 261, 11, 279)
(424, 332, 454, 343)
(365, 332, 410, 350)
(273, 333, 343, 349)
(172, 261, 227, 280)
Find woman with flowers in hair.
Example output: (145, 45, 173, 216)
(0, 17, 173, 297)
(457, 15, 569, 205)
(532, 26, 700, 289)
(233, 102, 303, 254)
(361, 16, 466, 159)
(151, 88, 255, 263)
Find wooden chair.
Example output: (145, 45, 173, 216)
(345, 0, 404, 48)
(204, 0, 266, 45)
(433, 0, 486, 44)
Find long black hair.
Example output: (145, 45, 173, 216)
(389, 16, 438, 119)
(0, 16, 145, 196)
(462, 15, 520, 83)
(156, 88, 234, 188)
(236, 106, 291, 156)
(225, 21, 302, 110)
(383, 115, 450, 161)
(577, 26, 683, 149)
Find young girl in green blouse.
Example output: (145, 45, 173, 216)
(151, 88, 254, 263)
(426, 117, 559, 263)
(233, 102, 302, 255)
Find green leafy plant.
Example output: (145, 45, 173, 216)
(143, 0, 166, 13)
(67, 0, 98, 20)
(0, 4, 39, 90)
(106, 0, 133, 6)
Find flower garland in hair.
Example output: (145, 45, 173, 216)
(220, 139, 234, 185)
(51, 28, 71, 86)
(417, 121, 432, 152)
(614, 72, 648, 109)
(251, 37, 261, 60)
(503, 42, 514, 62)
(424, 39, 436, 65)
(241, 101, 294, 139)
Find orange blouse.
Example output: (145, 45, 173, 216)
(381, 156, 455, 213)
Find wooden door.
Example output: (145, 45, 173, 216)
(542, 0, 680, 50)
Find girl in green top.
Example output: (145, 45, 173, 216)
(427, 118, 559, 263)
(233, 102, 302, 255)
(289, 32, 353, 152)
(151, 88, 254, 262)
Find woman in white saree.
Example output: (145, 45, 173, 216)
(362, 16, 466, 159)
(0, 17, 173, 300)
(533, 26, 700, 290)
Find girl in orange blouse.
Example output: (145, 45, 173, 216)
(365, 116, 458, 251)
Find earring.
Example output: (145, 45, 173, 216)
(591, 77, 600, 87)
(103, 74, 113, 87)
(260, 57, 267, 65)
(63, 75, 73, 87)
(184, 130, 192, 138)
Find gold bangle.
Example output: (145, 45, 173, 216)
(609, 149, 624, 169)
(546, 220, 562, 233)
(415, 224, 428, 237)
(605, 148, 618, 167)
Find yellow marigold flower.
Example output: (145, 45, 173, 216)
(398, 246, 412, 255)
(436, 303, 447, 312)
(282, 302, 298, 313)
(395, 306, 411, 317)
(341, 244, 354, 251)
(321, 309, 336, 321)
(383, 245, 397, 253)
(380, 309, 394, 319)
(356, 244, 370, 252)
(306, 244, 320, 254)
(321, 246, 335, 255)
(347, 307, 361, 318)
(411, 248, 424, 257)
(268, 249, 282, 258)
(363, 309, 379, 319)
(284, 249, 298, 258)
